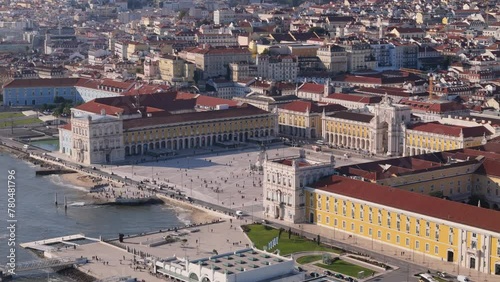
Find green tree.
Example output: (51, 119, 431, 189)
(52, 108, 62, 117)
(63, 106, 71, 116)
(429, 191, 444, 198)
(54, 96, 66, 103)
(468, 195, 489, 208)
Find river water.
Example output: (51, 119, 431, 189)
(0, 153, 189, 281)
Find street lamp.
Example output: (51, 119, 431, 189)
(251, 204, 254, 222)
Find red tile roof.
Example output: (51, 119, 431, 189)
(122, 84, 171, 96)
(355, 87, 426, 98)
(75, 100, 126, 115)
(281, 100, 346, 113)
(59, 123, 72, 130)
(4, 78, 82, 88)
(399, 100, 467, 113)
(195, 95, 239, 108)
(326, 93, 382, 104)
(100, 79, 134, 89)
(312, 175, 500, 233)
(408, 122, 491, 138)
(299, 83, 325, 94)
(123, 104, 268, 129)
(327, 111, 374, 123)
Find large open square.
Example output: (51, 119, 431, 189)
(100, 145, 370, 213)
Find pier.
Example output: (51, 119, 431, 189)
(19, 234, 98, 252)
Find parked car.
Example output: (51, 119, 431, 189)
(323, 270, 333, 276)
(335, 273, 345, 279)
(457, 275, 470, 282)
(310, 272, 320, 278)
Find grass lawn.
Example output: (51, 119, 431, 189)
(0, 117, 42, 128)
(0, 112, 24, 119)
(296, 255, 323, 265)
(243, 224, 341, 256)
(433, 277, 447, 282)
(315, 260, 376, 277)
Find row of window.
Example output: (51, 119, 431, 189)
(317, 215, 442, 254)
(312, 195, 453, 243)
(129, 118, 271, 131)
(127, 124, 270, 140)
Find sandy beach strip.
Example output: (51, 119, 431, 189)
(60, 172, 107, 189)
(156, 193, 228, 225)
(59, 171, 222, 225)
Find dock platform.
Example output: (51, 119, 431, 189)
(20, 234, 99, 252)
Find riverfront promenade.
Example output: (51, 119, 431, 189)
(4, 136, 498, 281)
(46, 220, 252, 281)
(43, 144, 368, 213)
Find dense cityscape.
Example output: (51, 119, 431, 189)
(0, 0, 499, 281)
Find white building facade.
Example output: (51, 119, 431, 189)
(263, 149, 335, 223)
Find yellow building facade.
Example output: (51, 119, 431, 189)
(278, 101, 347, 139)
(263, 146, 500, 276)
(404, 123, 488, 156)
(159, 55, 195, 86)
(126, 42, 149, 59)
(322, 111, 374, 152)
(123, 113, 276, 155)
(304, 176, 500, 275)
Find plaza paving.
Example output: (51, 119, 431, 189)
(52, 220, 252, 281)
(100, 145, 369, 213)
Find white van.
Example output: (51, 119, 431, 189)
(457, 275, 470, 282)
(418, 273, 437, 282)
